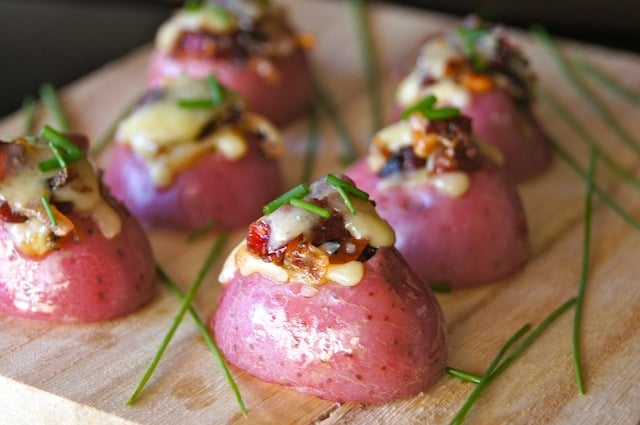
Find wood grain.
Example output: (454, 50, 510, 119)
(0, 1, 639, 424)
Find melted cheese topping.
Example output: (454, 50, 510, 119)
(0, 139, 122, 256)
(116, 77, 281, 187)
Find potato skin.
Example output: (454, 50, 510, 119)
(0, 203, 155, 323)
(465, 89, 551, 182)
(147, 48, 313, 127)
(103, 138, 281, 232)
(347, 160, 529, 289)
(212, 247, 447, 403)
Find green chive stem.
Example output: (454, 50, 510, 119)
(301, 105, 320, 183)
(263, 183, 310, 215)
(22, 95, 37, 134)
(186, 220, 217, 243)
(207, 75, 224, 105)
(46, 141, 68, 170)
(177, 98, 215, 109)
(183, 0, 202, 10)
(90, 92, 141, 157)
(573, 57, 640, 107)
(326, 173, 369, 200)
(422, 107, 461, 121)
(446, 367, 481, 384)
(39, 83, 70, 132)
(539, 88, 640, 190)
(429, 282, 452, 293)
(531, 25, 640, 158)
(127, 233, 227, 405)
(449, 299, 576, 425)
(335, 184, 356, 214)
(349, 0, 383, 133)
(41, 125, 83, 158)
(548, 135, 640, 232)
(402, 95, 437, 120)
(40, 196, 58, 227)
(573, 146, 596, 395)
(313, 78, 358, 166)
(289, 198, 331, 218)
(155, 264, 247, 416)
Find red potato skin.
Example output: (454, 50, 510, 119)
(103, 139, 281, 233)
(0, 204, 155, 323)
(212, 247, 447, 403)
(347, 159, 529, 289)
(147, 49, 313, 127)
(465, 89, 551, 182)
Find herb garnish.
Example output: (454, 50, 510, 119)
(429, 282, 452, 293)
(573, 57, 640, 107)
(177, 75, 227, 109)
(326, 174, 369, 214)
(289, 198, 331, 218)
(39, 83, 70, 132)
(155, 264, 247, 416)
(128, 233, 227, 405)
(401, 94, 461, 121)
(186, 219, 217, 243)
(445, 367, 481, 384)
(40, 196, 58, 227)
(532, 25, 640, 158)
(38, 125, 84, 172)
(263, 183, 310, 215)
(457, 26, 488, 72)
(21, 95, 37, 134)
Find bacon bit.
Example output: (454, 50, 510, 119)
(247, 218, 286, 262)
(444, 59, 466, 78)
(460, 71, 494, 92)
(295, 33, 316, 49)
(282, 236, 328, 286)
(412, 132, 440, 159)
(0, 201, 27, 223)
(254, 58, 281, 84)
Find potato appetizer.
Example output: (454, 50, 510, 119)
(147, 0, 313, 126)
(212, 174, 447, 403)
(103, 75, 282, 232)
(0, 130, 155, 322)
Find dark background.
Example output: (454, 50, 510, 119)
(0, 0, 638, 117)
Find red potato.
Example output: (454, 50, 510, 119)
(0, 207, 155, 323)
(213, 246, 446, 403)
(347, 158, 529, 289)
(104, 136, 281, 233)
(0, 134, 155, 323)
(148, 48, 313, 127)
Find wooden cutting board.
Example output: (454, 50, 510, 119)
(0, 1, 639, 424)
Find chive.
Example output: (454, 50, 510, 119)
(457, 27, 488, 72)
(422, 107, 461, 121)
(313, 78, 358, 166)
(548, 135, 640, 232)
(155, 264, 247, 416)
(41, 125, 83, 159)
(263, 183, 310, 215)
(45, 141, 68, 170)
(573, 57, 640, 107)
(446, 367, 482, 384)
(450, 299, 576, 425)
(402, 95, 437, 120)
(183, 0, 202, 10)
(91, 92, 141, 157)
(177, 98, 215, 109)
(207, 75, 224, 105)
(539, 88, 640, 190)
(301, 105, 320, 183)
(289, 198, 331, 218)
(127, 233, 227, 405)
(39, 83, 70, 132)
(531, 25, 640, 158)
(326, 174, 370, 200)
(429, 282, 452, 293)
(40, 196, 58, 227)
(349, 0, 383, 133)
(186, 220, 217, 243)
(573, 146, 596, 395)
(335, 185, 355, 214)
(22, 95, 37, 134)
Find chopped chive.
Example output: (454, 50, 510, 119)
(573, 146, 596, 395)
(301, 105, 320, 183)
(531, 25, 640, 158)
(39, 83, 70, 132)
(349, 0, 382, 133)
(446, 367, 481, 384)
(186, 220, 217, 243)
(422, 107, 461, 121)
(326, 174, 369, 200)
(539, 88, 640, 191)
(548, 135, 640, 232)
(183, 0, 202, 10)
(457, 27, 488, 72)
(450, 299, 575, 425)
(22, 95, 37, 134)
(24, 135, 39, 144)
(40, 195, 58, 227)
(128, 233, 227, 405)
(46, 141, 67, 170)
(177, 98, 215, 109)
(263, 183, 310, 215)
(402, 95, 437, 119)
(207, 75, 224, 105)
(91, 92, 141, 157)
(289, 198, 331, 218)
(205, 5, 234, 26)
(313, 78, 358, 166)
(573, 57, 640, 107)
(41, 125, 83, 158)
(335, 185, 356, 214)
(155, 264, 247, 416)
(429, 282, 452, 293)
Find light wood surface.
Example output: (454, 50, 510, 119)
(0, 1, 639, 424)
